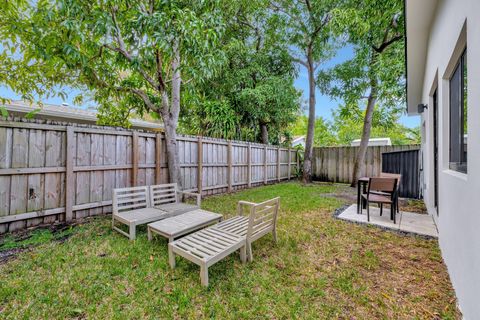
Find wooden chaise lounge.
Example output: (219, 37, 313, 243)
(216, 197, 280, 261)
(168, 197, 280, 286)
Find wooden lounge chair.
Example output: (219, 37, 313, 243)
(361, 177, 398, 223)
(150, 183, 200, 216)
(112, 186, 168, 240)
(216, 197, 280, 261)
(168, 197, 280, 286)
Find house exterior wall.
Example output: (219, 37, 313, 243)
(417, 0, 480, 318)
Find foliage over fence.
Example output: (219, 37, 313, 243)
(312, 145, 420, 184)
(0, 118, 298, 234)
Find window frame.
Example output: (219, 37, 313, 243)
(448, 48, 467, 174)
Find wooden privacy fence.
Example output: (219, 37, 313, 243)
(0, 119, 298, 234)
(312, 145, 420, 184)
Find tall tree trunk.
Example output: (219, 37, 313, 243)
(260, 122, 268, 144)
(351, 76, 378, 187)
(162, 42, 182, 188)
(163, 116, 181, 187)
(302, 55, 316, 183)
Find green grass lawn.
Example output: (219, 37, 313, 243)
(0, 182, 459, 319)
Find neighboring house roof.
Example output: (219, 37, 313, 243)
(405, 0, 439, 115)
(351, 138, 392, 147)
(2, 100, 164, 131)
(292, 136, 305, 143)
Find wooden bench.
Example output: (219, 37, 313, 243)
(168, 227, 246, 286)
(150, 183, 200, 216)
(112, 186, 168, 240)
(168, 197, 280, 286)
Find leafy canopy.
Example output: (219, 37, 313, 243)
(1, 0, 225, 127)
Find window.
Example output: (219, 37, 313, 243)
(449, 49, 467, 173)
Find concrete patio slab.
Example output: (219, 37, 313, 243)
(337, 204, 438, 238)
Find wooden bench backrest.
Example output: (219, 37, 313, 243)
(113, 186, 149, 214)
(246, 197, 280, 242)
(150, 183, 178, 207)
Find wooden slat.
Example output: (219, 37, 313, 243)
(132, 131, 139, 186)
(155, 133, 162, 184)
(247, 144, 251, 188)
(227, 141, 232, 192)
(65, 126, 75, 221)
(197, 137, 203, 195)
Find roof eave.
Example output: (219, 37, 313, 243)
(405, 0, 438, 115)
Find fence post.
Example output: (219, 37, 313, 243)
(296, 150, 300, 175)
(197, 136, 203, 195)
(288, 148, 291, 180)
(155, 133, 162, 184)
(264, 146, 268, 185)
(65, 126, 75, 222)
(131, 131, 139, 187)
(227, 141, 232, 192)
(277, 147, 281, 182)
(247, 143, 251, 188)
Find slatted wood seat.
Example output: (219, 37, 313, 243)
(112, 186, 168, 240)
(169, 197, 280, 286)
(215, 216, 249, 236)
(168, 227, 246, 286)
(150, 183, 200, 216)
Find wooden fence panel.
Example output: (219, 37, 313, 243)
(0, 119, 299, 233)
(312, 145, 420, 184)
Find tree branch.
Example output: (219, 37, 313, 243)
(291, 56, 309, 68)
(85, 66, 158, 112)
(372, 14, 403, 53)
(107, 8, 159, 91)
(372, 34, 402, 53)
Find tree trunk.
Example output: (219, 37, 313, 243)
(163, 117, 181, 187)
(161, 42, 182, 188)
(260, 122, 268, 144)
(351, 86, 378, 187)
(302, 56, 316, 183)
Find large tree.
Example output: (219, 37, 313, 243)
(180, 0, 301, 144)
(0, 0, 224, 187)
(270, 0, 346, 183)
(318, 0, 405, 186)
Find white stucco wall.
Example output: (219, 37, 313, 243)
(417, 0, 480, 318)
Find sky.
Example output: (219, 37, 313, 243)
(0, 45, 420, 128)
(293, 46, 420, 129)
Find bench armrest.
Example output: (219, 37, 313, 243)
(237, 200, 257, 216)
(177, 190, 201, 206)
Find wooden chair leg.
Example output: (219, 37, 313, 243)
(200, 265, 209, 286)
(272, 227, 277, 244)
(240, 246, 247, 264)
(129, 224, 136, 240)
(147, 227, 152, 241)
(247, 242, 253, 262)
(168, 246, 176, 269)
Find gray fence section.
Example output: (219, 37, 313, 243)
(0, 119, 298, 234)
(382, 149, 421, 199)
(312, 145, 420, 184)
